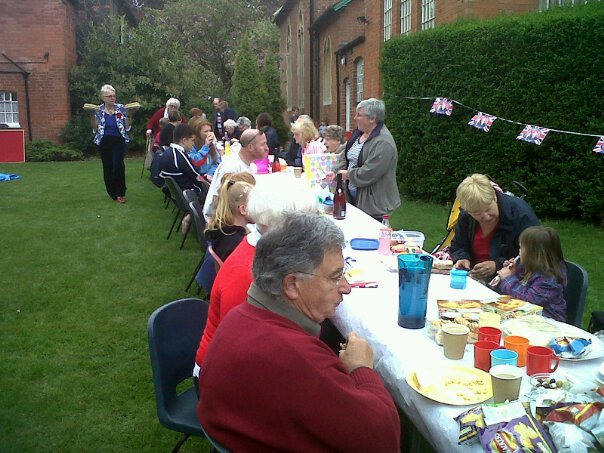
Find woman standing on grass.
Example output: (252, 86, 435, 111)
(91, 84, 137, 203)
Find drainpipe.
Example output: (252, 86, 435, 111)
(2, 53, 33, 141)
(335, 51, 341, 125)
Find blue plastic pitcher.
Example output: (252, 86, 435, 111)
(398, 254, 433, 329)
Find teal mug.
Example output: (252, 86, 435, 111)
(490, 349, 518, 367)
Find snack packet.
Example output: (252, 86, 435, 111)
(479, 414, 556, 453)
(548, 336, 591, 359)
(455, 406, 485, 445)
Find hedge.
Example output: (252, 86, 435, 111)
(382, 3, 604, 223)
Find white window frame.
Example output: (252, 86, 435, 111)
(421, 0, 435, 30)
(322, 38, 332, 105)
(297, 9, 305, 109)
(384, 0, 393, 41)
(401, 0, 412, 36)
(0, 91, 20, 128)
(355, 58, 364, 104)
(538, 0, 598, 10)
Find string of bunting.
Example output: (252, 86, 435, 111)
(397, 96, 604, 155)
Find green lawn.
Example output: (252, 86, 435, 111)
(0, 158, 602, 451)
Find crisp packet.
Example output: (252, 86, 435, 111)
(455, 406, 485, 445)
(548, 336, 591, 358)
(479, 414, 556, 453)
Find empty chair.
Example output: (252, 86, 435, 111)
(564, 260, 588, 327)
(147, 298, 209, 452)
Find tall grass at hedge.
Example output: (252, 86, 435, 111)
(382, 3, 604, 223)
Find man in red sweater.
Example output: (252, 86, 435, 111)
(198, 212, 401, 452)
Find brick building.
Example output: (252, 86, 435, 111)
(0, 0, 137, 145)
(274, 0, 570, 131)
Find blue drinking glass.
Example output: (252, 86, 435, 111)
(398, 253, 433, 329)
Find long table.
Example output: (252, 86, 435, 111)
(330, 204, 602, 452)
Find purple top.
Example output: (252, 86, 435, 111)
(499, 262, 567, 322)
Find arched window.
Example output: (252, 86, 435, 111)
(322, 37, 332, 105)
(355, 58, 364, 104)
(297, 9, 305, 108)
(286, 23, 292, 110)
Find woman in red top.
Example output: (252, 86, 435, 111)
(450, 173, 540, 282)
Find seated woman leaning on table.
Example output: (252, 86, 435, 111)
(325, 98, 401, 222)
(450, 173, 540, 283)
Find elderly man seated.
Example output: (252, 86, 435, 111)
(197, 211, 401, 452)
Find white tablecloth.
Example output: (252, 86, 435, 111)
(330, 204, 602, 452)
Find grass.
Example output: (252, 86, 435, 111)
(0, 158, 602, 451)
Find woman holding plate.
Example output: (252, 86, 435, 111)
(90, 84, 138, 203)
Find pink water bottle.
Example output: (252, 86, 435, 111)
(378, 215, 392, 255)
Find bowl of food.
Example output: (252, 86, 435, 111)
(530, 373, 568, 390)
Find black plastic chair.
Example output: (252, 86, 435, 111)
(160, 174, 189, 242)
(564, 260, 588, 328)
(147, 298, 209, 452)
(185, 200, 209, 292)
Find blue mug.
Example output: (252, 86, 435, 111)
(491, 349, 518, 367)
(450, 269, 468, 289)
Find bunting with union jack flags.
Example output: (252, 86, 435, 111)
(593, 137, 604, 154)
(468, 112, 497, 132)
(516, 125, 550, 145)
(430, 97, 453, 116)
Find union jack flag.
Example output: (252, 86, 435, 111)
(430, 97, 453, 116)
(516, 125, 550, 146)
(468, 112, 497, 132)
(593, 137, 604, 155)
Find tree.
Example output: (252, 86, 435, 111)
(231, 36, 267, 122)
(260, 50, 288, 144)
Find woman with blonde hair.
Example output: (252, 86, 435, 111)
(291, 117, 326, 166)
(204, 174, 255, 263)
(451, 173, 540, 281)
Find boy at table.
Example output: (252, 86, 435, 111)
(197, 212, 401, 452)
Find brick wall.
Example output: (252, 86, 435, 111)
(0, 0, 78, 143)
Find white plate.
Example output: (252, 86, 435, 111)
(555, 333, 604, 362)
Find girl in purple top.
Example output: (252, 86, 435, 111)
(496, 226, 567, 322)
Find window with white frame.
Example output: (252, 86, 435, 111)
(0, 92, 20, 127)
(322, 38, 332, 105)
(538, 0, 599, 10)
(355, 58, 364, 103)
(286, 23, 292, 110)
(297, 9, 305, 109)
(401, 0, 411, 35)
(384, 0, 393, 41)
(421, 0, 435, 30)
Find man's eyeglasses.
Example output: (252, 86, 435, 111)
(297, 271, 347, 287)
(241, 130, 262, 147)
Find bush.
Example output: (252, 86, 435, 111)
(26, 140, 84, 162)
(381, 3, 604, 224)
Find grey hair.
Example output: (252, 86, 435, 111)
(357, 98, 385, 123)
(237, 116, 252, 127)
(322, 125, 345, 143)
(253, 211, 345, 296)
(166, 97, 181, 108)
(224, 119, 237, 130)
(100, 84, 116, 98)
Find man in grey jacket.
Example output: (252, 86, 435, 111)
(326, 98, 401, 220)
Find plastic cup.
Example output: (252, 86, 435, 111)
(490, 364, 523, 403)
(490, 348, 518, 367)
(478, 326, 502, 344)
(527, 346, 560, 376)
(442, 324, 469, 360)
(474, 340, 500, 372)
(449, 269, 468, 289)
(504, 336, 530, 367)
(294, 167, 303, 178)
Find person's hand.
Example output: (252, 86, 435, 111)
(502, 258, 514, 268)
(339, 170, 349, 181)
(206, 174, 213, 182)
(146, 129, 152, 137)
(339, 332, 374, 372)
(205, 132, 216, 146)
(497, 266, 514, 279)
(471, 260, 496, 280)
(324, 171, 335, 182)
(454, 259, 471, 271)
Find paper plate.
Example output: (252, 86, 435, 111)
(406, 365, 492, 406)
(350, 238, 379, 251)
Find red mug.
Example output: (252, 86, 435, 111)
(474, 340, 500, 372)
(478, 326, 502, 345)
(526, 346, 560, 376)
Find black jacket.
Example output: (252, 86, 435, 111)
(450, 191, 540, 271)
